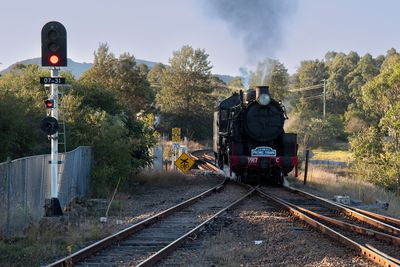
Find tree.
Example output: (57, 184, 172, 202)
(210, 75, 231, 104)
(114, 53, 154, 115)
(0, 65, 53, 159)
(147, 63, 166, 94)
(344, 54, 380, 133)
(292, 60, 327, 89)
(249, 59, 289, 101)
(157, 45, 215, 139)
(73, 44, 158, 194)
(80, 44, 155, 116)
(227, 77, 245, 91)
(350, 59, 400, 191)
(326, 51, 360, 114)
(290, 59, 327, 114)
(80, 43, 116, 89)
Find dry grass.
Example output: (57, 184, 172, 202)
(0, 217, 113, 267)
(289, 164, 400, 218)
(311, 149, 353, 162)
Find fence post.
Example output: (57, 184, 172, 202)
(23, 159, 28, 226)
(6, 157, 11, 236)
(303, 150, 310, 185)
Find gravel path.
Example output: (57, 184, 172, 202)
(158, 194, 377, 267)
(70, 174, 225, 231)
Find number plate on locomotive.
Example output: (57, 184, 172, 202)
(251, 146, 276, 157)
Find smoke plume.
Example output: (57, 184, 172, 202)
(203, 0, 297, 60)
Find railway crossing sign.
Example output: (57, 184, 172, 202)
(175, 152, 194, 173)
(172, 128, 181, 142)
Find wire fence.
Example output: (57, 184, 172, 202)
(0, 146, 92, 237)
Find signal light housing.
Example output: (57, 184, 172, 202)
(45, 99, 55, 108)
(41, 21, 67, 67)
(40, 117, 59, 135)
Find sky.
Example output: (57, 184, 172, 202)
(1, 0, 400, 76)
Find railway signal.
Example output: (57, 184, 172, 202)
(44, 99, 55, 109)
(40, 21, 68, 217)
(40, 116, 59, 135)
(41, 21, 67, 67)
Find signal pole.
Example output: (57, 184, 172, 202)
(50, 68, 59, 200)
(41, 21, 67, 216)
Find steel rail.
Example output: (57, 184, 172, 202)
(283, 197, 400, 247)
(335, 202, 400, 228)
(136, 187, 256, 267)
(284, 185, 400, 236)
(46, 179, 228, 267)
(189, 153, 221, 173)
(366, 244, 400, 266)
(256, 189, 399, 267)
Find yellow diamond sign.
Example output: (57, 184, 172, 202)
(175, 152, 195, 173)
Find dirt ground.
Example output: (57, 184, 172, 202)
(0, 173, 224, 267)
(0, 173, 384, 266)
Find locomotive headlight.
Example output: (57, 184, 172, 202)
(258, 94, 271, 106)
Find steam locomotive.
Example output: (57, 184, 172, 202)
(213, 86, 298, 184)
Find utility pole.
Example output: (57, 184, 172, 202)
(322, 79, 326, 119)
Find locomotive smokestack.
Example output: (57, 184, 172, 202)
(256, 86, 270, 99)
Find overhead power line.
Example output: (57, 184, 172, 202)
(288, 83, 323, 92)
(289, 79, 327, 119)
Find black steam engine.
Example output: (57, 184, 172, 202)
(213, 86, 298, 184)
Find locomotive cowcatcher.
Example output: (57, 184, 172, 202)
(213, 85, 298, 184)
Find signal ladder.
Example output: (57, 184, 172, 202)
(57, 92, 67, 155)
(55, 92, 66, 181)
(45, 90, 67, 172)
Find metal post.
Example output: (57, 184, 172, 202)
(303, 150, 310, 185)
(6, 157, 11, 235)
(45, 68, 63, 216)
(50, 68, 59, 199)
(323, 79, 326, 119)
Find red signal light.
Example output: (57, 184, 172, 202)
(45, 99, 55, 108)
(49, 55, 60, 65)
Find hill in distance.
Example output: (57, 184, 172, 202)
(0, 58, 235, 83)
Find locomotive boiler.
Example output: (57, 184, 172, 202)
(213, 85, 298, 184)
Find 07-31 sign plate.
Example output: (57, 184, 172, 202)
(40, 77, 66, 84)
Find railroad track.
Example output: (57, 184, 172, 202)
(257, 185, 400, 267)
(46, 180, 255, 267)
(189, 150, 220, 173)
(49, 150, 400, 266)
(193, 150, 400, 266)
